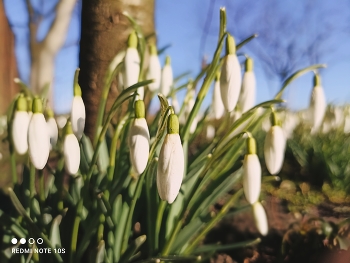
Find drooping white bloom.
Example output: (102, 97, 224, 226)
(124, 31, 140, 88)
(206, 124, 215, 140)
(253, 202, 268, 236)
(63, 122, 80, 174)
(309, 74, 326, 131)
(71, 96, 85, 140)
(46, 109, 58, 149)
(264, 125, 286, 175)
(157, 114, 184, 204)
(12, 96, 30, 155)
(28, 98, 50, 170)
(147, 45, 161, 92)
(243, 137, 261, 204)
(220, 35, 242, 112)
(160, 56, 173, 96)
(240, 57, 256, 113)
(129, 101, 150, 175)
(212, 73, 225, 119)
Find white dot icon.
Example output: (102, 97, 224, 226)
(11, 238, 17, 244)
(20, 238, 26, 244)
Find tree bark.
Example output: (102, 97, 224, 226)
(79, 0, 155, 139)
(0, 0, 18, 115)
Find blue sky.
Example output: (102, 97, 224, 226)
(4, 0, 350, 114)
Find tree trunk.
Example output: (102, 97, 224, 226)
(79, 0, 155, 139)
(0, 0, 18, 115)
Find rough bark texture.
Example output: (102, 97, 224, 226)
(79, 0, 155, 139)
(0, 0, 18, 115)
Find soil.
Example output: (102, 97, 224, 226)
(207, 195, 350, 263)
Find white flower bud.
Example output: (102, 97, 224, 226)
(253, 202, 268, 236)
(309, 75, 326, 131)
(124, 32, 140, 88)
(12, 111, 30, 155)
(71, 96, 85, 140)
(157, 114, 184, 204)
(64, 132, 80, 175)
(160, 56, 173, 96)
(129, 118, 150, 175)
(28, 111, 50, 170)
(240, 71, 256, 113)
(264, 125, 286, 175)
(220, 35, 241, 113)
(243, 137, 261, 204)
(212, 76, 225, 119)
(47, 117, 58, 149)
(147, 45, 161, 92)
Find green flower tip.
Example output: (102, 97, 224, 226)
(246, 136, 256, 155)
(167, 114, 179, 134)
(135, 100, 145, 118)
(215, 71, 221, 81)
(65, 121, 73, 135)
(165, 55, 171, 65)
(149, 44, 157, 55)
(245, 57, 254, 72)
(74, 68, 82, 96)
(226, 34, 236, 55)
(128, 31, 138, 48)
(270, 111, 279, 126)
(16, 95, 27, 111)
(32, 97, 43, 114)
(313, 74, 321, 87)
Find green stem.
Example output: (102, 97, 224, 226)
(155, 200, 166, 251)
(70, 199, 82, 263)
(10, 150, 17, 185)
(30, 164, 36, 199)
(183, 189, 243, 254)
(39, 169, 45, 203)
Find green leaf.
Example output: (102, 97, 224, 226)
(95, 240, 105, 263)
(50, 215, 62, 248)
(236, 34, 258, 51)
(157, 44, 172, 55)
(14, 78, 33, 97)
(193, 238, 261, 253)
(119, 235, 146, 263)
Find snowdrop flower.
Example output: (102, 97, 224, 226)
(147, 44, 161, 92)
(160, 56, 173, 96)
(46, 109, 58, 149)
(71, 69, 86, 140)
(63, 121, 80, 174)
(264, 112, 286, 175)
(240, 57, 256, 113)
(129, 100, 150, 175)
(220, 34, 242, 112)
(212, 72, 225, 119)
(253, 202, 268, 236)
(309, 74, 326, 131)
(124, 31, 140, 88)
(243, 136, 261, 204)
(206, 124, 215, 140)
(157, 113, 184, 204)
(28, 98, 50, 170)
(11, 95, 30, 155)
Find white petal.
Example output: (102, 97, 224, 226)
(147, 55, 161, 92)
(129, 118, 150, 175)
(240, 71, 256, 113)
(220, 54, 242, 112)
(253, 202, 268, 236)
(264, 125, 286, 175)
(243, 154, 261, 204)
(12, 111, 30, 155)
(64, 134, 80, 174)
(213, 79, 225, 119)
(28, 113, 50, 170)
(161, 64, 173, 96)
(309, 85, 326, 130)
(71, 96, 86, 140)
(47, 117, 58, 149)
(157, 134, 184, 204)
(124, 48, 140, 88)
